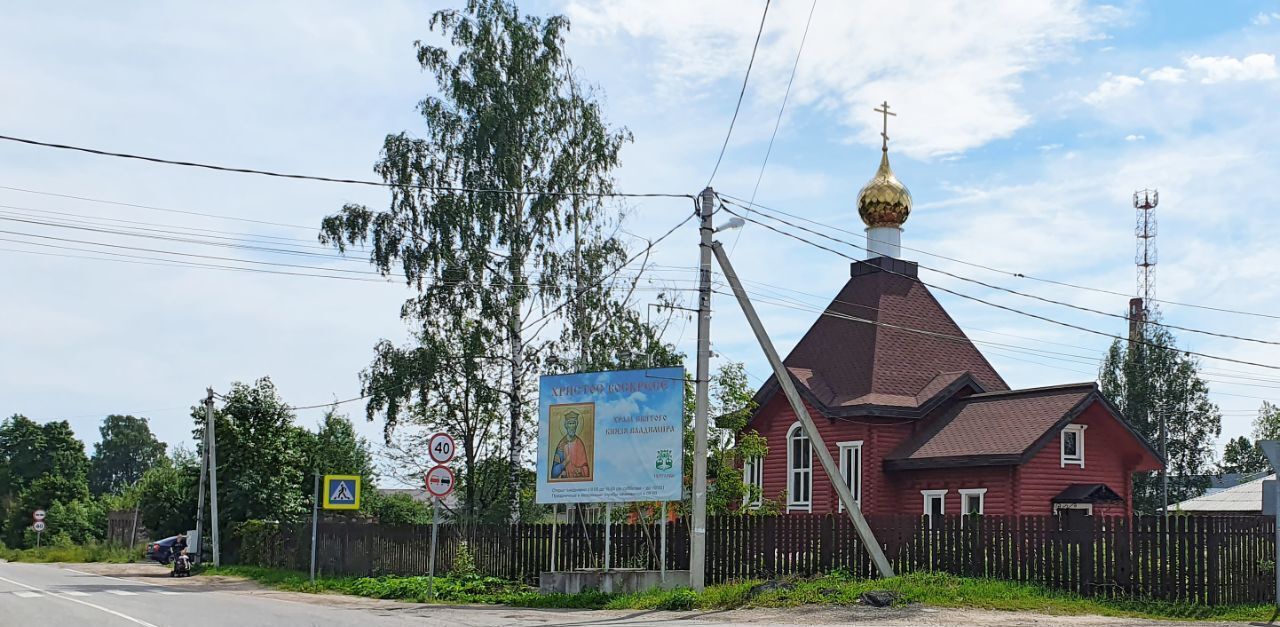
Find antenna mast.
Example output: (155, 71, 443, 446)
(1129, 189, 1158, 344)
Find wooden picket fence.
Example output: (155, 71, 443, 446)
(229, 513, 1278, 605)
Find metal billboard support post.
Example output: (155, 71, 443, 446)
(428, 496, 440, 599)
(712, 241, 895, 578)
(603, 502, 612, 572)
(550, 504, 558, 573)
(310, 472, 319, 584)
(659, 502, 667, 582)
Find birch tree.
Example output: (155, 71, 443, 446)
(321, 0, 639, 520)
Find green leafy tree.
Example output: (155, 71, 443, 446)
(1253, 401, 1280, 441)
(365, 492, 433, 525)
(321, 0, 648, 521)
(136, 463, 198, 538)
(0, 418, 92, 545)
(89, 415, 168, 496)
(193, 377, 307, 532)
(1219, 435, 1267, 475)
(1099, 317, 1222, 512)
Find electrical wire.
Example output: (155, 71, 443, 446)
(716, 205, 1280, 372)
(0, 184, 316, 230)
(523, 208, 698, 333)
(718, 190, 1280, 322)
(705, 0, 772, 187)
(720, 198, 1280, 348)
(730, 0, 818, 254)
(0, 135, 693, 200)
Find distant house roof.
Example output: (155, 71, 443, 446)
(749, 257, 1007, 421)
(885, 383, 1162, 470)
(1173, 474, 1274, 513)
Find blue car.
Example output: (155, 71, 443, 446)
(145, 536, 185, 565)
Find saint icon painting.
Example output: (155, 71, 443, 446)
(548, 402, 594, 482)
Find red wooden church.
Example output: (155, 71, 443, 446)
(741, 129, 1162, 521)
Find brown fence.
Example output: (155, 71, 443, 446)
(230, 513, 1277, 605)
(105, 510, 147, 547)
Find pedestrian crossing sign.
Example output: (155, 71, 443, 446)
(322, 475, 361, 510)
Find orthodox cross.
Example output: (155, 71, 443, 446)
(874, 101, 895, 151)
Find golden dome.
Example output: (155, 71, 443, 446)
(857, 150, 912, 229)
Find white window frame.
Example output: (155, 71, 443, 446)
(959, 488, 986, 517)
(786, 422, 812, 512)
(837, 441, 863, 512)
(921, 489, 947, 527)
(1060, 424, 1087, 468)
(742, 456, 764, 508)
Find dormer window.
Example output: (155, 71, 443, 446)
(1061, 424, 1087, 468)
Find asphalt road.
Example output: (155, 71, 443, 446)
(0, 561, 428, 627)
(0, 561, 1249, 627)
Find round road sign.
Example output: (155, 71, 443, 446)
(428, 432, 456, 464)
(32, 521, 45, 533)
(424, 465, 456, 498)
(32, 509, 45, 521)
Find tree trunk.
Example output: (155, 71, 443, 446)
(508, 311, 523, 523)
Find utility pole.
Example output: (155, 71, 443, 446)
(1159, 404, 1168, 514)
(194, 401, 209, 563)
(689, 186, 715, 591)
(205, 388, 221, 567)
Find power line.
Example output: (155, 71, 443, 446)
(731, 0, 818, 254)
(718, 191, 1280, 322)
(0, 184, 315, 230)
(705, 0, 772, 187)
(0, 203, 336, 248)
(720, 198, 1280, 348)
(718, 204, 1280, 372)
(523, 209, 697, 333)
(0, 135, 693, 200)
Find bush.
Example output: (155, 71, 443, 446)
(656, 588, 698, 611)
(450, 541, 478, 578)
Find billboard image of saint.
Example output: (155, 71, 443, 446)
(548, 402, 594, 482)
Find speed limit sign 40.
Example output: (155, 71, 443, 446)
(428, 433, 455, 464)
(32, 521, 45, 532)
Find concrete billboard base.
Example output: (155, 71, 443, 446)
(539, 569, 691, 594)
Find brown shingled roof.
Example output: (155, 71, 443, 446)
(885, 383, 1097, 469)
(750, 257, 1007, 420)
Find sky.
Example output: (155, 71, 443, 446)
(3, 0, 1280, 484)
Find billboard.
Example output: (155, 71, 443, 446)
(536, 367, 685, 504)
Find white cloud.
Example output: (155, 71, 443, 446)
(1253, 12, 1280, 25)
(565, 0, 1101, 159)
(1124, 134, 1145, 141)
(1185, 53, 1278, 83)
(1147, 66, 1186, 83)
(1083, 74, 1143, 105)
(1038, 143, 1063, 152)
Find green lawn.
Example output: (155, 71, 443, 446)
(201, 566, 1275, 621)
(0, 543, 141, 564)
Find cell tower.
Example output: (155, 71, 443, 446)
(1129, 189, 1158, 345)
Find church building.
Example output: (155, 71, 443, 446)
(742, 109, 1163, 520)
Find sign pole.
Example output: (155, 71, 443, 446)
(659, 502, 667, 582)
(310, 471, 319, 584)
(428, 496, 440, 599)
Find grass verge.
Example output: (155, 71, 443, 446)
(0, 543, 141, 564)
(202, 566, 1275, 621)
